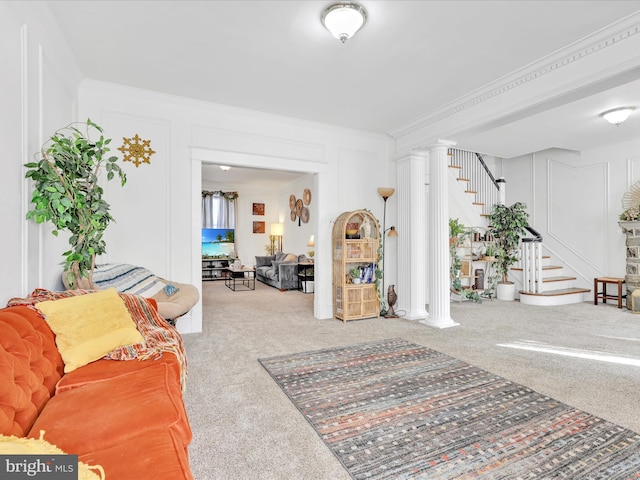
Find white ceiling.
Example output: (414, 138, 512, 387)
(46, 0, 640, 182)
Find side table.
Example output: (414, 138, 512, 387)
(298, 262, 314, 294)
(593, 277, 625, 308)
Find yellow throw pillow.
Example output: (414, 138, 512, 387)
(0, 430, 105, 480)
(36, 288, 145, 373)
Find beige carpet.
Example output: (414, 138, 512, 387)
(182, 280, 640, 480)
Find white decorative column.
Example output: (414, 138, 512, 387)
(396, 153, 428, 320)
(423, 140, 459, 328)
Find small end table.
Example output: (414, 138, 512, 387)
(298, 262, 314, 294)
(224, 267, 256, 291)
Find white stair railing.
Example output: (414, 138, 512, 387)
(448, 148, 502, 214)
(520, 226, 544, 293)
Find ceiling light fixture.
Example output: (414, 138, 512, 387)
(600, 107, 635, 126)
(321, 2, 367, 44)
(219, 165, 231, 171)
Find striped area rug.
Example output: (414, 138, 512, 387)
(259, 338, 640, 479)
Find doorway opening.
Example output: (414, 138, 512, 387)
(191, 146, 327, 332)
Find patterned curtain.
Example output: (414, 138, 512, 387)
(202, 191, 238, 228)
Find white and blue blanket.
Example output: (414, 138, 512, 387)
(91, 264, 168, 298)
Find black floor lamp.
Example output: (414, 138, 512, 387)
(377, 187, 398, 317)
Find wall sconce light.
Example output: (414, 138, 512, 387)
(321, 2, 367, 44)
(270, 223, 284, 253)
(600, 107, 635, 126)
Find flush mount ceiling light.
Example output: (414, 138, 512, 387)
(219, 165, 231, 171)
(321, 2, 367, 44)
(600, 107, 635, 125)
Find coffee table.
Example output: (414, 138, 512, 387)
(224, 267, 256, 291)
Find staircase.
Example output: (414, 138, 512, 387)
(448, 149, 591, 306)
(513, 254, 591, 306)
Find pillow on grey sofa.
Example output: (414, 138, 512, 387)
(275, 252, 288, 262)
(271, 260, 284, 279)
(256, 255, 275, 267)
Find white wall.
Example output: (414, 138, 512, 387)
(0, 2, 82, 306)
(503, 138, 640, 289)
(78, 80, 394, 332)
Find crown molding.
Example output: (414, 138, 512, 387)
(388, 12, 640, 141)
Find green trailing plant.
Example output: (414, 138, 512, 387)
(25, 119, 127, 289)
(449, 240, 482, 303)
(482, 270, 498, 300)
(487, 202, 530, 284)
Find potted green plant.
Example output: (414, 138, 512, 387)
(25, 119, 127, 289)
(487, 202, 529, 301)
(349, 267, 362, 284)
(482, 243, 497, 262)
(449, 217, 466, 246)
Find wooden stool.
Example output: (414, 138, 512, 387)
(594, 277, 626, 308)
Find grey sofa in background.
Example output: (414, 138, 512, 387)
(255, 253, 307, 290)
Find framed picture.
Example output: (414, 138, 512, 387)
(252, 202, 265, 216)
(253, 221, 265, 234)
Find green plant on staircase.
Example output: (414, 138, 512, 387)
(25, 119, 127, 289)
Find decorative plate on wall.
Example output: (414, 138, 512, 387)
(289, 195, 296, 210)
(303, 188, 312, 205)
(290, 209, 297, 222)
(301, 207, 310, 224)
(623, 180, 640, 209)
(295, 199, 304, 217)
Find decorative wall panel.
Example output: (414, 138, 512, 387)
(548, 158, 608, 271)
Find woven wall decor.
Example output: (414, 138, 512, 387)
(290, 189, 311, 226)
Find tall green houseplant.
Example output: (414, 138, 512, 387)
(487, 202, 529, 285)
(25, 119, 127, 288)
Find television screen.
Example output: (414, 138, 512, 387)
(202, 228, 235, 257)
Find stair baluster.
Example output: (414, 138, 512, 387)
(521, 226, 543, 294)
(448, 148, 500, 215)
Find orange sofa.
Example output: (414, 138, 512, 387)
(0, 289, 193, 479)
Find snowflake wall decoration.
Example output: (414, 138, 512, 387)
(118, 134, 156, 168)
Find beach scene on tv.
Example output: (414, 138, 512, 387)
(202, 228, 235, 258)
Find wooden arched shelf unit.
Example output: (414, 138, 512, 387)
(332, 210, 380, 322)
